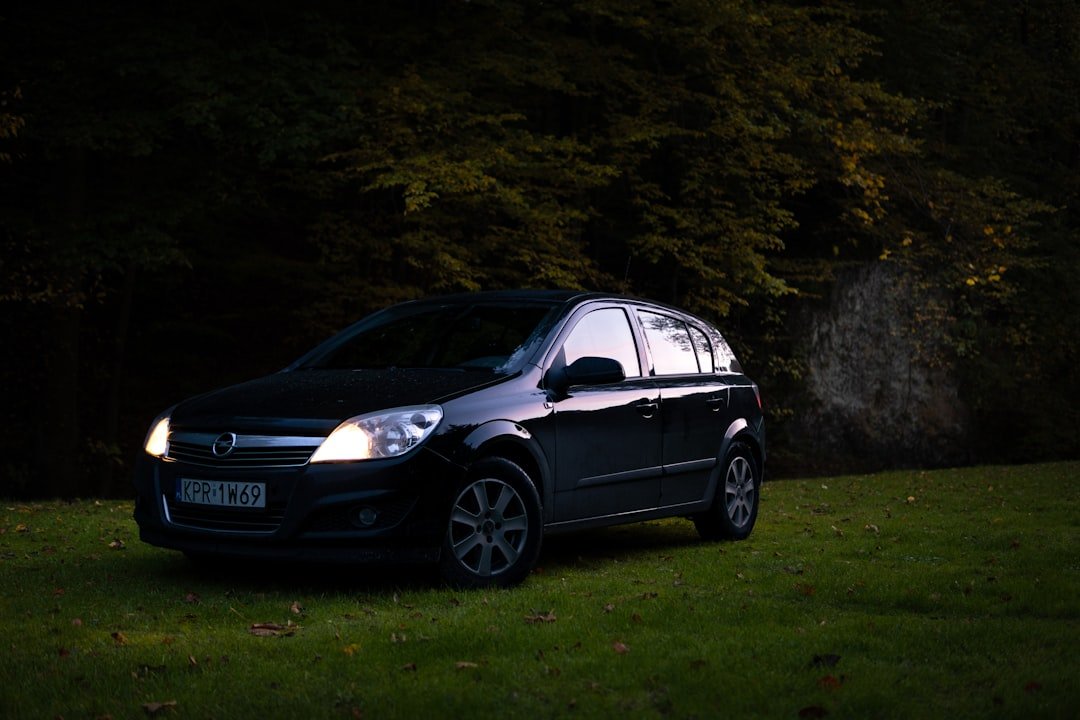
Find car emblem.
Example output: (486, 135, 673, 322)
(212, 432, 238, 457)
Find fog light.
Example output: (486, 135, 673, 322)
(352, 506, 379, 527)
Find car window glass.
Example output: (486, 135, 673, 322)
(638, 311, 699, 375)
(311, 304, 555, 371)
(562, 308, 641, 378)
(688, 324, 714, 373)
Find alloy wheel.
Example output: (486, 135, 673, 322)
(724, 456, 756, 529)
(448, 478, 530, 577)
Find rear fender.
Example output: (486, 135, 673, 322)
(700, 419, 765, 507)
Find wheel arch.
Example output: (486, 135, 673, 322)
(702, 419, 766, 505)
(458, 420, 550, 513)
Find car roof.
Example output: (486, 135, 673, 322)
(401, 288, 701, 308)
(405, 289, 596, 304)
(400, 289, 714, 323)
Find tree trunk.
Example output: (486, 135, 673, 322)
(96, 260, 135, 496)
(35, 303, 83, 497)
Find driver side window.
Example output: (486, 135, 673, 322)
(562, 308, 642, 378)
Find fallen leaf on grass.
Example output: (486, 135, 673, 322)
(183, 592, 200, 604)
(111, 631, 128, 646)
(401, 662, 417, 672)
(455, 661, 479, 669)
(811, 654, 841, 668)
(602, 603, 615, 613)
(795, 583, 816, 597)
(342, 643, 361, 656)
(15, 523, 27, 533)
(524, 610, 557, 624)
(108, 539, 126, 550)
(142, 700, 177, 715)
(289, 601, 304, 615)
(818, 675, 844, 691)
(188, 655, 198, 667)
(249, 622, 298, 637)
(612, 641, 629, 655)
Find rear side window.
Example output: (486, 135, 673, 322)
(688, 324, 714, 373)
(562, 308, 642, 378)
(638, 311, 699, 375)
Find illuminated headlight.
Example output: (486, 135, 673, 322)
(310, 405, 443, 463)
(143, 410, 173, 458)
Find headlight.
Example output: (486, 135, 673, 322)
(310, 405, 443, 463)
(143, 410, 173, 458)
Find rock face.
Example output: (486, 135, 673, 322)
(791, 263, 971, 471)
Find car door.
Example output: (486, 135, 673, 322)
(636, 310, 732, 507)
(548, 305, 662, 521)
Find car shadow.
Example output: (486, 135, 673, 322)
(535, 519, 703, 574)
(135, 519, 707, 595)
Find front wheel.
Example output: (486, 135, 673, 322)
(438, 457, 542, 589)
(694, 441, 760, 541)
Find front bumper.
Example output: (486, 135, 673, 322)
(133, 447, 465, 564)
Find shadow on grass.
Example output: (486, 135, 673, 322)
(130, 519, 707, 596)
(537, 520, 702, 573)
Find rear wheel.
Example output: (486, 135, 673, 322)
(438, 457, 542, 588)
(694, 441, 759, 541)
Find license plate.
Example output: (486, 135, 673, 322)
(176, 479, 266, 508)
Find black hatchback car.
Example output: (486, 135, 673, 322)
(135, 290, 765, 587)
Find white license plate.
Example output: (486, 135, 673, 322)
(176, 479, 266, 508)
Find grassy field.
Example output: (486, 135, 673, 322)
(1, 463, 1077, 719)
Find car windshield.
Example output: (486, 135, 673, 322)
(302, 302, 560, 373)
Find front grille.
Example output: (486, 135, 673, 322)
(166, 431, 323, 469)
(164, 495, 286, 533)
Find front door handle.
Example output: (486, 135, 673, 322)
(633, 400, 659, 418)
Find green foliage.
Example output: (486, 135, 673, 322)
(1, 0, 1078, 495)
(849, 0, 1080, 458)
(1, 463, 1077, 717)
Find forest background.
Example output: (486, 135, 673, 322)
(1, 0, 1077, 499)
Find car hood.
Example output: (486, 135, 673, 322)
(170, 368, 506, 435)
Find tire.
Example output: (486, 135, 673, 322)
(438, 457, 543, 589)
(694, 441, 759, 541)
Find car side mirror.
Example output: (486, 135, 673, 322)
(546, 355, 624, 393)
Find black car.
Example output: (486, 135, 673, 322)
(134, 290, 765, 587)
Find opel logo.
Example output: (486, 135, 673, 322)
(212, 432, 237, 457)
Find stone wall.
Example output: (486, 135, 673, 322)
(787, 264, 971, 472)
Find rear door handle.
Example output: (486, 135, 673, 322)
(706, 395, 727, 411)
(633, 400, 659, 418)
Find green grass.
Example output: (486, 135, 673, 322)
(1, 463, 1077, 719)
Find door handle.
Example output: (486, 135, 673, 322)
(633, 400, 659, 418)
(706, 395, 727, 411)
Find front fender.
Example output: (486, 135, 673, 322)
(453, 420, 554, 517)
